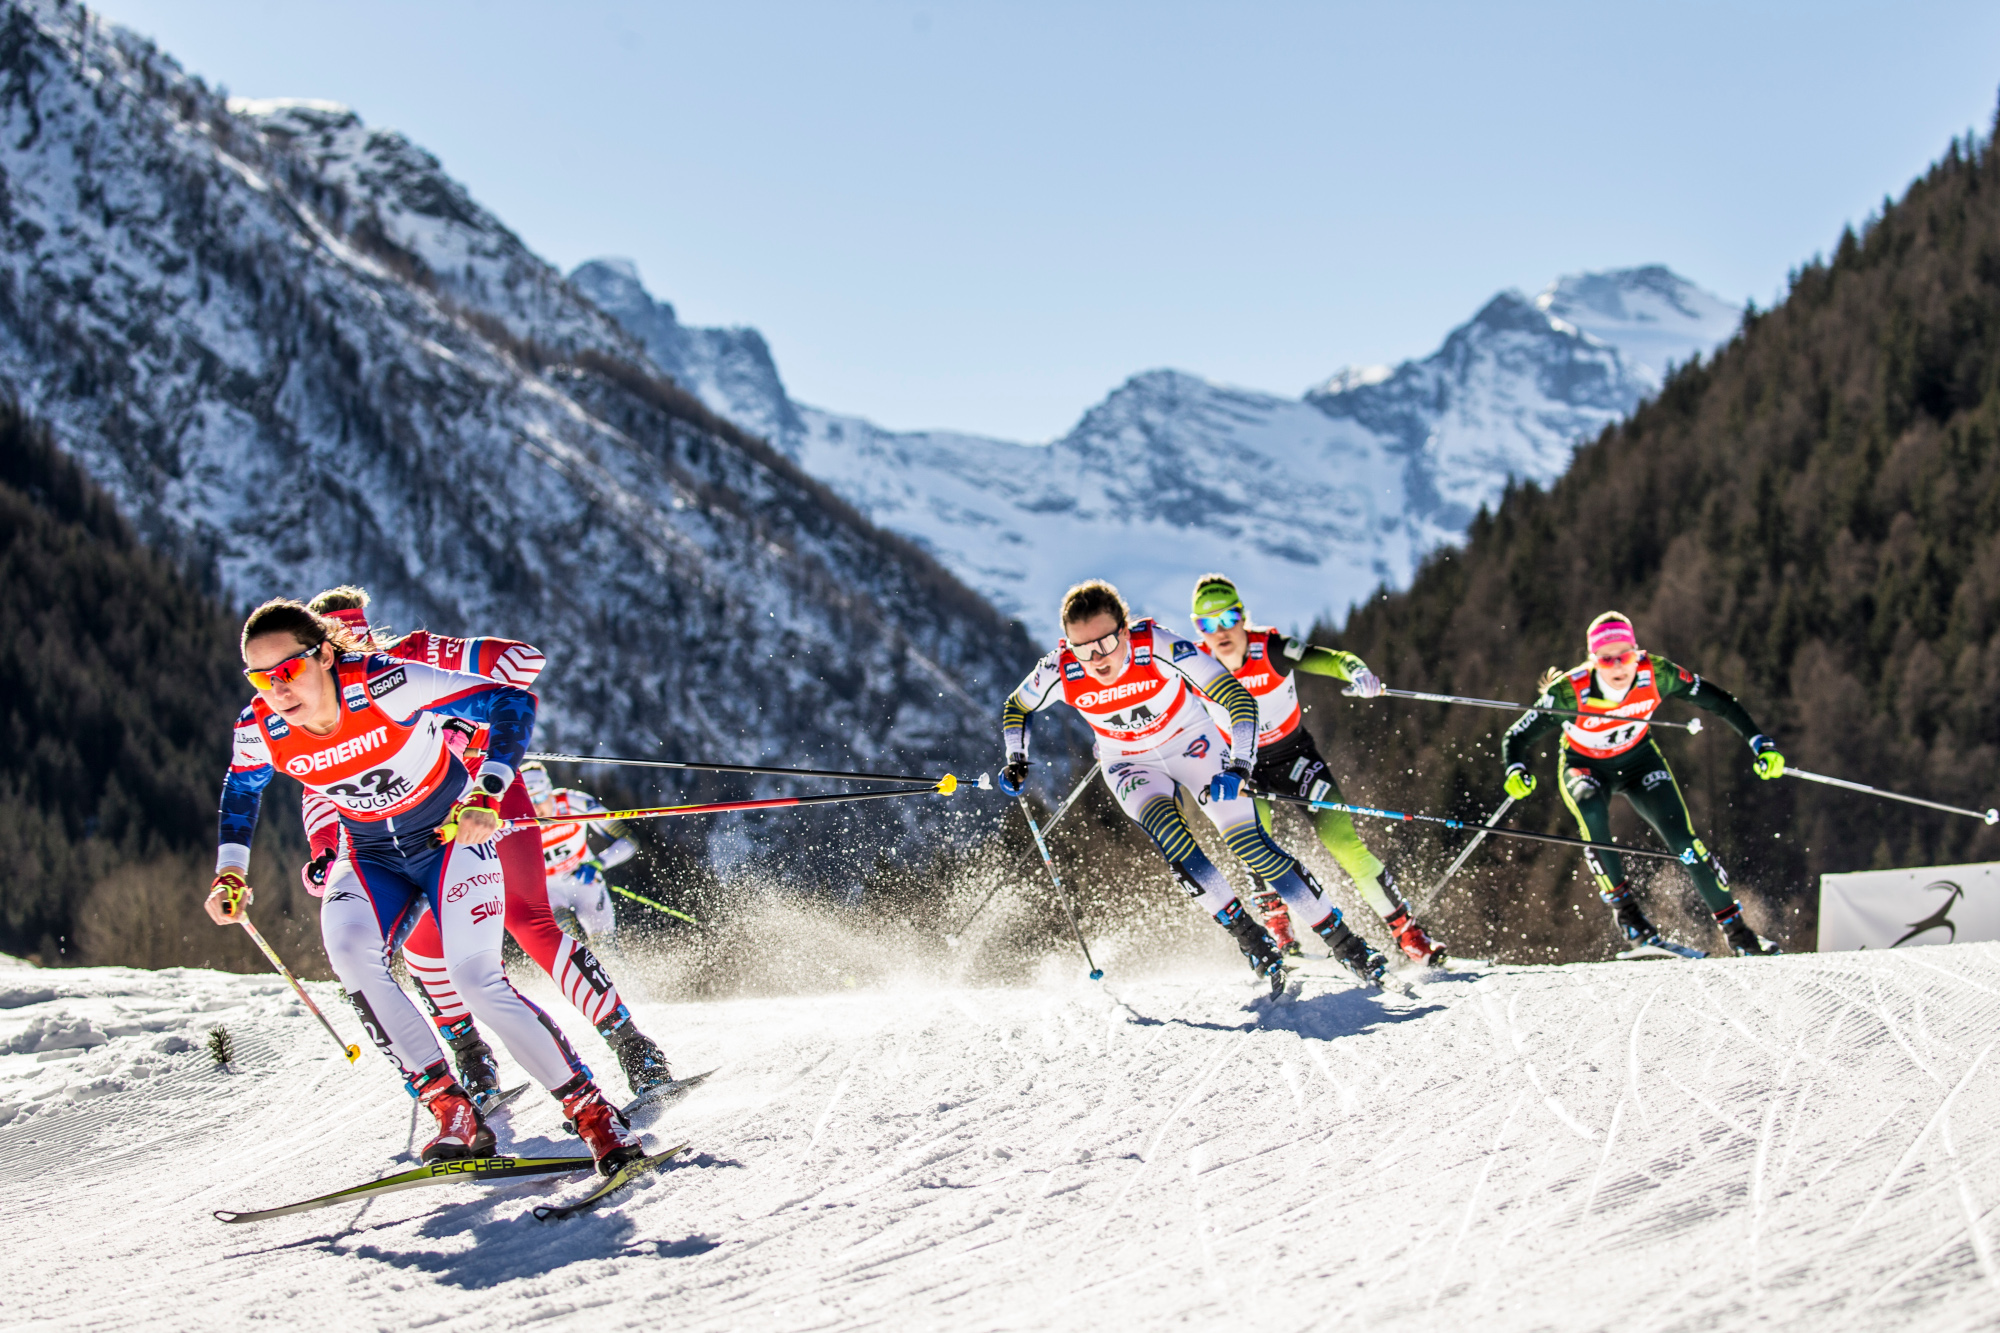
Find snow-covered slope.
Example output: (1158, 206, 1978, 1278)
(8, 942, 2000, 1330)
(578, 261, 1739, 631)
(0, 3, 1031, 818)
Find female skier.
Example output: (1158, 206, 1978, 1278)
(1187, 575, 1443, 964)
(298, 587, 673, 1105)
(1499, 611, 1782, 957)
(208, 599, 642, 1172)
(999, 579, 1385, 988)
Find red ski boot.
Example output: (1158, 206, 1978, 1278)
(559, 1076, 646, 1176)
(415, 1066, 496, 1162)
(1384, 908, 1442, 965)
(1253, 890, 1302, 957)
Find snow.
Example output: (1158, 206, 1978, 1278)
(10, 941, 2000, 1329)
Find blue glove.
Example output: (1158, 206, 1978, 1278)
(1210, 765, 1249, 803)
(574, 858, 604, 885)
(998, 755, 1029, 797)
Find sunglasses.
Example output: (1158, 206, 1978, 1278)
(244, 642, 323, 692)
(1071, 628, 1124, 662)
(1193, 606, 1244, 635)
(1594, 648, 1639, 669)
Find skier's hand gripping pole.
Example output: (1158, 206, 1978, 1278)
(1784, 768, 1999, 824)
(231, 893, 361, 1065)
(1019, 797, 1102, 980)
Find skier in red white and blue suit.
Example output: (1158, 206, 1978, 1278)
(206, 598, 642, 1173)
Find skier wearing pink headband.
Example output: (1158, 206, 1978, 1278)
(1499, 612, 1785, 957)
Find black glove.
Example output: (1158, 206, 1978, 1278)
(301, 846, 336, 892)
(998, 755, 1030, 797)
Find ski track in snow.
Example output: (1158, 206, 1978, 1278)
(7, 946, 2000, 1331)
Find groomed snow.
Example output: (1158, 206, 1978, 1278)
(7, 942, 2000, 1330)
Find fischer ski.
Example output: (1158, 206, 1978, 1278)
(621, 1068, 716, 1118)
(532, 1143, 690, 1222)
(214, 1154, 595, 1224)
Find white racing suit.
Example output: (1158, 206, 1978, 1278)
(536, 788, 638, 944)
(1002, 619, 1339, 938)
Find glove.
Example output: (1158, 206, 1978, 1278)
(1750, 736, 1785, 781)
(438, 791, 504, 845)
(1503, 764, 1538, 800)
(998, 755, 1030, 797)
(1343, 668, 1385, 699)
(206, 870, 251, 925)
(1210, 763, 1251, 803)
(300, 847, 336, 897)
(574, 857, 604, 885)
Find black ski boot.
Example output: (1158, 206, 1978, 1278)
(1314, 911, 1386, 987)
(595, 1007, 675, 1098)
(440, 1017, 503, 1110)
(1714, 903, 1773, 956)
(1218, 901, 1288, 996)
(1602, 882, 1661, 946)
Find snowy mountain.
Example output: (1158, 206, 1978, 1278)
(0, 1, 1033, 837)
(12, 942, 2000, 1329)
(575, 260, 1739, 632)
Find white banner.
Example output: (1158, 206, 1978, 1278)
(1817, 861, 2000, 952)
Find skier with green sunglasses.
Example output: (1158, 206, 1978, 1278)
(1188, 575, 1444, 965)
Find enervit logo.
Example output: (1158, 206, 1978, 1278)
(1239, 673, 1271, 689)
(1076, 680, 1152, 709)
(284, 726, 391, 778)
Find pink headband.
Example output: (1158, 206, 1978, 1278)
(323, 607, 372, 636)
(1587, 618, 1636, 656)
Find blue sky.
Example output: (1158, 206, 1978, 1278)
(98, 1, 2000, 441)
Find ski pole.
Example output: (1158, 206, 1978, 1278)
(1375, 688, 1703, 732)
(1249, 787, 1689, 861)
(1785, 769, 1999, 824)
(237, 913, 361, 1064)
(944, 763, 1101, 943)
(524, 752, 963, 788)
(1413, 795, 1515, 914)
(608, 883, 701, 925)
(1020, 797, 1103, 980)
(499, 775, 966, 833)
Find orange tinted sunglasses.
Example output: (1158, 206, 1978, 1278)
(244, 642, 322, 692)
(1594, 648, 1638, 669)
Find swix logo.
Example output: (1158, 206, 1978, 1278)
(1239, 672, 1272, 690)
(284, 726, 391, 778)
(469, 899, 503, 923)
(1077, 680, 1151, 709)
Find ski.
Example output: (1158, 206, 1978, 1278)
(476, 1083, 531, 1116)
(1616, 940, 1707, 960)
(621, 1068, 716, 1118)
(214, 1154, 596, 1224)
(532, 1143, 690, 1222)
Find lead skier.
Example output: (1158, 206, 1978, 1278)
(1499, 611, 1782, 957)
(209, 599, 643, 1172)
(299, 588, 673, 1104)
(1187, 575, 1444, 964)
(999, 579, 1385, 988)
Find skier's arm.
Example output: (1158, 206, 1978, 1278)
(1001, 652, 1065, 759)
(216, 708, 276, 874)
(1651, 656, 1769, 748)
(1160, 629, 1259, 765)
(1500, 676, 1573, 772)
(365, 656, 538, 795)
(461, 636, 547, 688)
(1282, 637, 1370, 683)
(581, 796, 637, 869)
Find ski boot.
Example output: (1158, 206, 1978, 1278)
(1383, 906, 1443, 966)
(1218, 900, 1288, 996)
(1714, 903, 1774, 956)
(596, 1006, 675, 1097)
(1314, 911, 1387, 987)
(1602, 882, 1661, 946)
(1252, 890, 1303, 958)
(557, 1074, 646, 1176)
(440, 1017, 503, 1111)
(414, 1065, 496, 1162)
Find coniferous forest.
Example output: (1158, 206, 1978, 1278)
(0, 407, 313, 970)
(1296, 115, 2000, 958)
